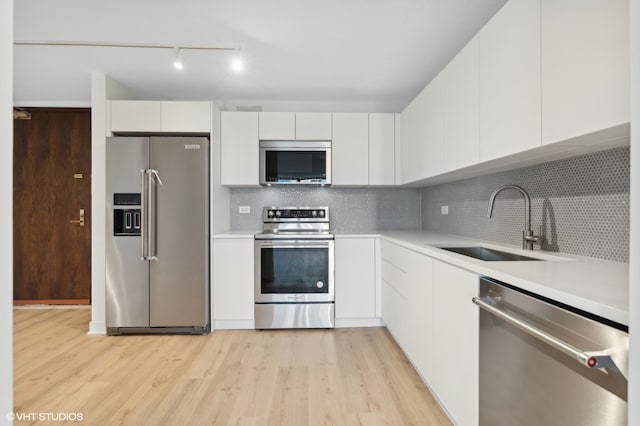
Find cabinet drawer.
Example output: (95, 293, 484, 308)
(381, 259, 408, 298)
(380, 240, 411, 271)
(381, 280, 408, 345)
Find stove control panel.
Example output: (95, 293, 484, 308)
(263, 207, 329, 222)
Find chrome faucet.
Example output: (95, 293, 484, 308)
(487, 185, 540, 250)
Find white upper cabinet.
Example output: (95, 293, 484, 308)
(110, 100, 161, 133)
(400, 88, 429, 184)
(220, 111, 259, 186)
(258, 112, 295, 140)
(400, 74, 444, 184)
(332, 113, 369, 185)
(444, 36, 480, 171)
(394, 114, 402, 185)
(369, 113, 396, 185)
(109, 100, 211, 134)
(160, 101, 211, 133)
(541, 0, 630, 145)
(295, 112, 332, 140)
(479, 0, 541, 161)
(422, 75, 445, 179)
(258, 112, 332, 140)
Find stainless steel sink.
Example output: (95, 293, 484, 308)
(438, 246, 542, 261)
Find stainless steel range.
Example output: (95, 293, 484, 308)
(254, 206, 335, 329)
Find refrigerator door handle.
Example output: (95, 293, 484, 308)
(148, 169, 160, 261)
(149, 169, 163, 185)
(140, 169, 148, 260)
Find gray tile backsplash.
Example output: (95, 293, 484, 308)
(228, 147, 629, 262)
(229, 187, 422, 232)
(422, 147, 630, 262)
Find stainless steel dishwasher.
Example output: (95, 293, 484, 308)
(473, 277, 628, 426)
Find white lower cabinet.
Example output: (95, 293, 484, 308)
(380, 239, 478, 426)
(404, 250, 434, 384)
(212, 238, 255, 328)
(380, 241, 433, 382)
(335, 238, 376, 319)
(431, 260, 479, 426)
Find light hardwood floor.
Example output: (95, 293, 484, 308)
(14, 308, 451, 425)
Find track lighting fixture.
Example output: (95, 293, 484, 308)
(14, 40, 245, 73)
(230, 49, 244, 73)
(173, 47, 184, 70)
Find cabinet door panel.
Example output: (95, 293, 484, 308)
(400, 75, 444, 183)
(541, 0, 629, 144)
(212, 239, 254, 320)
(161, 101, 211, 133)
(369, 113, 395, 185)
(259, 112, 295, 140)
(405, 251, 433, 384)
(400, 89, 429, 184)
(332, 113, 369, 185)
(381, 280, 408, 348)
(335, 238, 376, 318)
(295, 112, 332, 140)
(432, 260, 478, 426)
(479, 0, 541, 161)
(110, 100, 161, 133)
(221, 112, 259, 185)
(444, 36, 479, 171)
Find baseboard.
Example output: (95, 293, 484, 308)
(213, 319, 254, 330)
(88, 321, 107, 335)
(335, 317, 384, 328)
(14, 299, 90, 305)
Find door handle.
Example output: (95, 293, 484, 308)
(472, 296, 621, 373)
(69, 209, 85, 227)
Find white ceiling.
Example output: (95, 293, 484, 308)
(13, 0, 507, 112)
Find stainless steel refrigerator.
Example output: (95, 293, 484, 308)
(106, 136, 209, 335)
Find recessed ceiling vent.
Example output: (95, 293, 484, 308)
(236, 106, 262, 112)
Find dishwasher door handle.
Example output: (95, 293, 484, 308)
(472, 296, 620, 372)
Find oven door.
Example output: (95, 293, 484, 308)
(255, 239, 334, 303)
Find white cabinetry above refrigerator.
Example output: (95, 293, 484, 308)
(108, 100, 211, 134)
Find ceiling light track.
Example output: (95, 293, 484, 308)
(13, 40, 236, 52)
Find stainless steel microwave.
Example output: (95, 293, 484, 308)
(259, 140, 331, 185)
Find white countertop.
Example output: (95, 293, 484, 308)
(215, 229, 629, 326)
(368, 231, 629, 327)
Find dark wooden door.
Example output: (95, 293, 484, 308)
(13, 108, 91, 304)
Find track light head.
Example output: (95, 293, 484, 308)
(230, 48, 244, 73)
(173, 47, 184, 70)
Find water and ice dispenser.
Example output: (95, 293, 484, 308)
(113, 193, 141, 236)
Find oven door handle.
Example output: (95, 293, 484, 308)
(256, 240, 333, 248)
(472, 296, 624, 376)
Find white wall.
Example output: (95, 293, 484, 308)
(89, 73, 107, 334)
(1, 1, 13, 423)
(89, 74, 133, 335)
(629, 0, 639, 423)
(210, 103, 230, 234)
